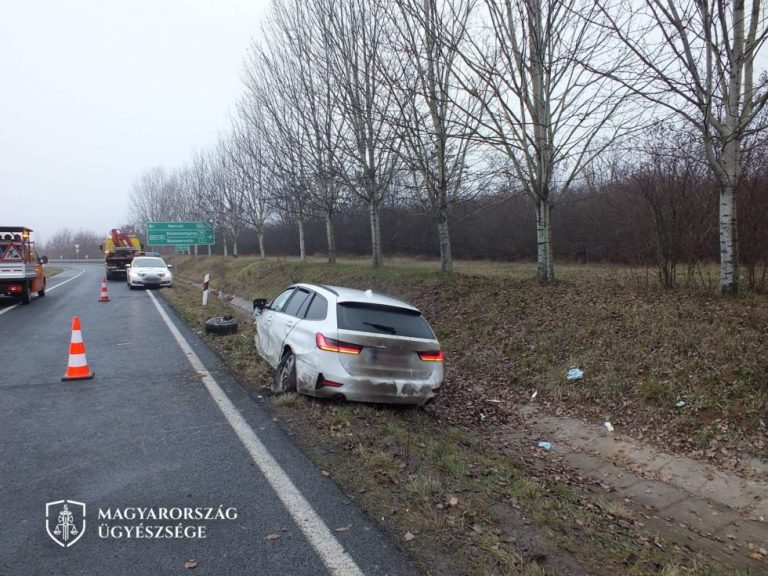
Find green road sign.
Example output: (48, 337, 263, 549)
(146, 222, 214, 246)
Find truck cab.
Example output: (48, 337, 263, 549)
(0, 226, 47, 305)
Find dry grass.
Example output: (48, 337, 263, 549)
(174, 255, 767, 465)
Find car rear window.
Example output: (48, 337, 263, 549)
(336, 303, 434, 339)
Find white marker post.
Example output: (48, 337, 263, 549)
(202, 273, 210, 307)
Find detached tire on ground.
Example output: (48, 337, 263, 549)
(204, 315, 239, 335)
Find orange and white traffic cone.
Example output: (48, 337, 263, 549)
(62, 316, 95, 381)
(98, 277, 110, 302)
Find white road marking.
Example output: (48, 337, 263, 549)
(0, 268, 86, 316)
(147, 290, 364, 576)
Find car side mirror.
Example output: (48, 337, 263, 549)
(167, 264, 173, 269)
(253, 298, 267, 312)
(125, 264, 131, 269)
(39, 256, 48, 264)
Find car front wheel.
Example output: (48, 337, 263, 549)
(272, 349, 297, 394)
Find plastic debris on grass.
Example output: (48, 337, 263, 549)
(538, 441, 552, 450)
(566, 368, 584, 380)
(675, 400, 686, 408)
(604, 421, 614, 432)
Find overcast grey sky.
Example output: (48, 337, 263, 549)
(0, 0, 269, 244)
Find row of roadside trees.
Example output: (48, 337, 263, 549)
(129, 0, 768, 294)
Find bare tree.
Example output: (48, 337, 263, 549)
(457, 0, 639, 282)
(209, 138, 248, 257)
(185, 152, 219, 256)
(322, 0, 404, 268)
(231, 115, 273, 259)
(624, 127, 716, 287)
(128, 167, 180, 229)
(385, 0, 481, 273)
(592, 0, 768, 294)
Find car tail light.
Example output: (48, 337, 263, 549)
(8, 284, 22, 293)
(316, 333, 362, 355)
(418, 350, 444, 362)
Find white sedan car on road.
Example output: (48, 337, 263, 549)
(126, 256, 173, 289)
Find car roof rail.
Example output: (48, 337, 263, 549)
(296, 282, 338, 296)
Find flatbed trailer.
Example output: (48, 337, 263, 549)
(0, 226, 47, 304)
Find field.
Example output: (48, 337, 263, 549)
(162, 255, 767, 575)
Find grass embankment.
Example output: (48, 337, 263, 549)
(162, 256, 765, 575)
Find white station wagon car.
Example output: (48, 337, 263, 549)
(253, 283, 444, 405)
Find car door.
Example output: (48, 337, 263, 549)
(267, 288, 312, 363)
(257, 288, 294, 364)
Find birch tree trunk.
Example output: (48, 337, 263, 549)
(719, 184, 739, 294)
(536, 199, 554, 282)
(369, 201, 383, 268)
(298, 219, 306, 262)
(326, 213, 337, 265)
(257, 229, 266, 260)
(437, 204, 453, 273)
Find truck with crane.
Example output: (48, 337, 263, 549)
(100, 229, 144, 280)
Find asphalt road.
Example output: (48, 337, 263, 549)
(0, 263, 421, 576)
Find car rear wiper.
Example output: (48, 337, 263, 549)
(363, 321, 397, 334)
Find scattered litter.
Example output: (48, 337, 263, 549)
(675, 400, 686, 408)
(335, 524, 352, 532)
(566, 368, 584, 380)
(537, 441, 552, 450)
(321, 470, 331, 477)
(487, 399, 502, 404)
(479, 411, 487, 423)
(531, 390, 538, 400)
(184, 560, 198, 569)
(604, 421, 614, 432)
(448, 496, 459, 507)
(266, 533, 280, 541)
(404, 531, 416, 542)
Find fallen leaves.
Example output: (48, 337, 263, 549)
(404, 531, 416, 542)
